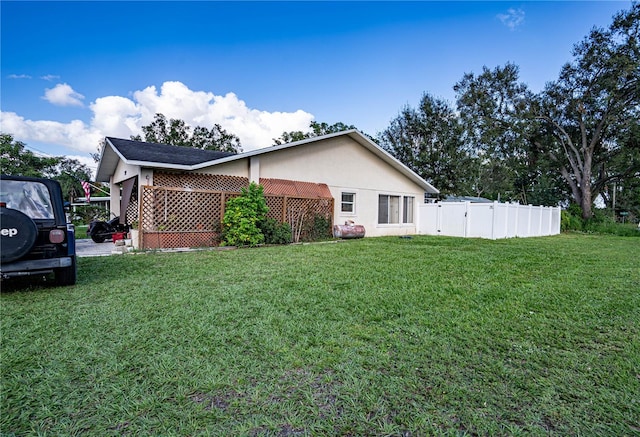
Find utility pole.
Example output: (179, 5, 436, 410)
(612, 182, 617, 221)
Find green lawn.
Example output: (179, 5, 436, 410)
(2, 235, 639, 436)
(74, 224, 89, 240)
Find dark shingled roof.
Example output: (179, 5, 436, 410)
(106, 137, 236, 166)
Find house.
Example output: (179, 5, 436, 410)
(95, 130, 439, 248)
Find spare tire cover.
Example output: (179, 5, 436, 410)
(1, 207, 38, 263)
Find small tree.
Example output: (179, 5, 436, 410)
(1, 133, 59, 176)
(221, 182, 268, 247)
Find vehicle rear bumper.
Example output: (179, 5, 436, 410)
(1, 257, 74, 278)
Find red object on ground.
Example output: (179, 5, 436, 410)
(112, 232, 126, 242)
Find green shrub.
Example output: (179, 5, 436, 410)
(259, 218, 292, 245)
(562, 204, 640, 237)
(561, 209, 583, 232)
(221, 182, 268, 247)
(303, 214, 333, 242)
(584, 220, 640, 237)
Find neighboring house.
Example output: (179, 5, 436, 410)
(95, 130, 439, 248)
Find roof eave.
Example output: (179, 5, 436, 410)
(95, 138, 126, 182)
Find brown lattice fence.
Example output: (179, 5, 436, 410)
(138, 173, 333, 249)
(154, 173, 249, 192)
(125, 179, 139, 225)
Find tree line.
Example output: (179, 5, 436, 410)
(2, 4, 638, 221)
(1, 133, 93, 204)
(378, 4, 639, 220)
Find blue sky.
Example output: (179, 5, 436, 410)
(1, 1, 631, 176)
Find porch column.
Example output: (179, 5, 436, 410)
(110, 175, 121, 218)
(249, 156, 260, 183)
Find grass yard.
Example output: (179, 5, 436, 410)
(74, 224, 89, 240)
(1, 234, 639, 436)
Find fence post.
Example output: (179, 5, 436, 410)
(537, 206, 543, 236)
(464, 201, 470, 238)
(491, 201, 497, 240)
(282, 196, 288, 223)
(504, 203, 509, 239)
(139, 186, 145, 249)
(220, 193, 226, 223)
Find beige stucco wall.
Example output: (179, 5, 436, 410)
(193, 159, 248, 177)
(198, 136, 425, 237)
(259, 137, 424, 236)
(112, 160, 139, 185)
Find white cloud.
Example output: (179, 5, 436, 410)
(0, 112, 104, 154)
(130, 82, 315, 149)
(43, 83, 85, 107)
(67, 154, 99, 173)
(497, 8, 525, 31)
(0, 81, 314, 154)
(41, 74, 61, 81)
(7, 74, 32, 79)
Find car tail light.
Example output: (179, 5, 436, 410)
(49, 229, 65, 243)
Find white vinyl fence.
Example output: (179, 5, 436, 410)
(417, 201, 561, 239)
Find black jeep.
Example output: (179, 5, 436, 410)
(1, 175, 77, 286)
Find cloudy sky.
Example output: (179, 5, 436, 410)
(1, 1, 630, 176)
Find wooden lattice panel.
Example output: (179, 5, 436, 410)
(143, 231, 219, 249)
(285, 197, 334, 242)
(125, 180, 139, 225)
(265, 196, 285, 221)
(141, 186, 222, 232)
(286, 197, 333, 217)
(154, 172, 249, 192)
(139, 183, 334, 249)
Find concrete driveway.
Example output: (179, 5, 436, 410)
(75, 239, 117, 257)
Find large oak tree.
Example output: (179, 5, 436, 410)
(536, 3, 639, 218)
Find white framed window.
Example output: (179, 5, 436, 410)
(403, 196, 414, 224)
(341, 192, 356, 214)
(378, 194, 400, 224)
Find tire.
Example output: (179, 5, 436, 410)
(89, 223, 107, 243)
(1, 207, 38, 263)
(55, 256, 77, 286)
(90, 233, 107, 243)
